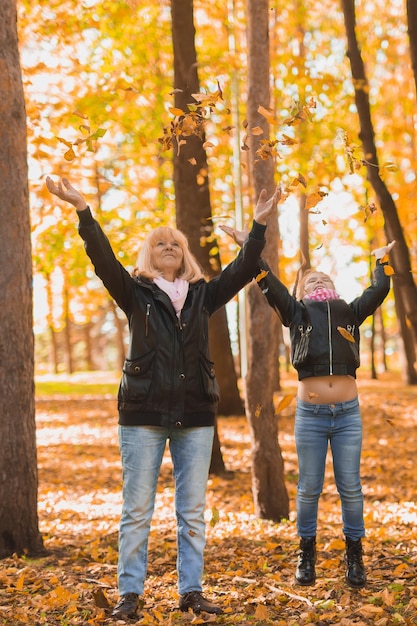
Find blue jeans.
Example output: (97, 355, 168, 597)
(117, 425, 214, 596)
(295, 397, 365, 540)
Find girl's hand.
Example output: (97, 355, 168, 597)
(219, 224, 248, 247)
(371, 240, 396, 260)
(46, 176, 88, 211)
(254, 185, 281, 225)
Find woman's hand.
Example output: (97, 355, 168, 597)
(371, 240, 396, 260)
(254, 185, 281, 225)
(219, 185, 281, 247)
(46, 176, 88, 211)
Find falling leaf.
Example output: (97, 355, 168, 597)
(383, 265, 395, 276)
(64, 147, 76, 161)
(257, 104, 276, 125)
(255, 269, 269, 283)
(275, 394, 295, 414)
(251, 126, 264, 136)
(210, 506, 220, 527)
(255, 404, 263, 418)
(169, 107, 185, 116)
(337, 326, 355, 342)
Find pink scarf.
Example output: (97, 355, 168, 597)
(154, 276, 189, 317)
(305, 287, 340, 302)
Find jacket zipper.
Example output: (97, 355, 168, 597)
(327, 301, 333, 375)
(145, 303, 151, 336)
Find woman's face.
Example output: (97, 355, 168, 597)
(151, 235, 184, 280)
(302, 271, 336, 295)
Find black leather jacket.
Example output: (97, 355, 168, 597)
(256, 259, 391, 380)
(78, 208, 266, 427)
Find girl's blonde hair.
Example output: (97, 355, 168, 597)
(131, 226, 206, 283)
(295, 269, 334, 299)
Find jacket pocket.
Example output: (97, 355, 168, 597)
(199, 352, 220, 403)
(120, 351, 154, 402)
(292, 324, 313, 367)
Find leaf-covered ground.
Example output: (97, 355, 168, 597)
(1, 372, 416, 625)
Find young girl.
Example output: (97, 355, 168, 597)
(257, 244, 394, 588)
(222, 220, 394, 588)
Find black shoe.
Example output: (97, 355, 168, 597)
(179, 591, 222, 614)
(111, 593, 140, 620)
(295, 537, 316, 586)
(345, 537, 366, 588)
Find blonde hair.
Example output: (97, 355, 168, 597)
(131, 226, 206, 283)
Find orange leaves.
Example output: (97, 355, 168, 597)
(275, 394, 295, 414)
(159, 85, 316, 170)
(337, 326, 355, 343)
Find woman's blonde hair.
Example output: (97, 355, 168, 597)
(131, 226, 206, 283)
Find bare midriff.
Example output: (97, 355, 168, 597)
(298, 375, 357, 404)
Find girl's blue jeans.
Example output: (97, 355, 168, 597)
(295, 397, 365, 540)
(117, 424, 214, 596)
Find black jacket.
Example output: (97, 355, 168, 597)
(78, 208, 266, 427)
(255, 259, 391, 380)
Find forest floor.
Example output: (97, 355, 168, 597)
(0, 371, 416, 625)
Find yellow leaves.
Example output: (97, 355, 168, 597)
(337, 326, 355, 343)
(383, 265, 395, 276)
(56, 119, 107, 161)
(209, 506, 220, 527)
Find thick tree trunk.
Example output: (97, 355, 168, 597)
(170, 0, 243, 419)
(340, 0, 417, 382)
(245, 0, 289, 521)
(0, 0, 44, 558)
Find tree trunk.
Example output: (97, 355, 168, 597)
(170, 0, 243, 418)
(0, 0, 44, 558)
(245, 0, 289, 521)
(340, 0, 417, 381)
(406, 0, 417, 99)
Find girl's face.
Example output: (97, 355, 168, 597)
(302, 271, 336, 295)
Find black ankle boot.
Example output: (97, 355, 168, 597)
(345, 537, 366, 588)
(295, 537, 316, 585)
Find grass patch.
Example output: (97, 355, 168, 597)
(35, 372, 119, 397)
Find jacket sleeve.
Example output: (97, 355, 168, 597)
(349, 259, 391, 325)
(77, 207, 133, 314)
(205, 221, 267, 313)
(252, 259, 298, 327)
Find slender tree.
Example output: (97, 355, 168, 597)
(244, 0, 289, 521)
(340, 0, 417, 383)
(0, 0, 44, 558)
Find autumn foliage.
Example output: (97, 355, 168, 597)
(0, 372, 416, 625)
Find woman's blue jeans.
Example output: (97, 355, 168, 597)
(295, 397, 365, 540)
(117, 425, 214, 596)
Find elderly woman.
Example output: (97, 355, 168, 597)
(46, 176, 279, 620)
